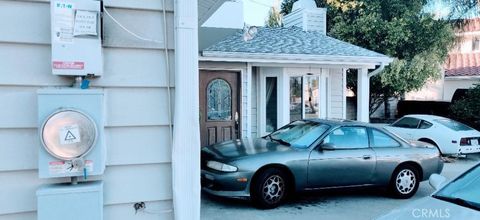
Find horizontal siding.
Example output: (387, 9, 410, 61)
(0, 44, 174, 87)
(329, 68, 344, 119)
(0, 0, 175, 219)
(0, 0, 174, 50)
(0, 164, 172, 214)
(0, 200, 173, 220)
(251, 71, 258, 138)
(0, 126, 171, 172)
(0, 87, 174, 129)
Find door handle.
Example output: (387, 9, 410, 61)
(363, 155, 372, 160)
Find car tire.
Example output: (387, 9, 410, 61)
(251, 168, 289, 209)
(389, 165, 420, 199)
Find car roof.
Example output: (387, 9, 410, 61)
(304, 118, 372, 127)
(402, 114, 448, 121)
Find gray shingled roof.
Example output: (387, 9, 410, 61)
(203, 26, 389, 59)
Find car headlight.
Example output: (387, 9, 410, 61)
(206, 161, 238, 172)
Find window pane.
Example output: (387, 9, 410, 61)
(419, 120, 433, 129)
(290, 77, 302, 122)
(207, 79, 232, 120)
(323, 127, 369, 149)
(392, 117, 420, 128)
(372, 129, 400, 148)
(270, 121, 330, 148)
(266, 77, 277, 132)
(435, 119, 473, 131)
(304, 76, 319, 119)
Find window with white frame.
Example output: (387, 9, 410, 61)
(289, 75, 320, 122)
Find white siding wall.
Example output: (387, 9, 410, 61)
(0, 0, 174, 219)
(329, 68, 345, 119)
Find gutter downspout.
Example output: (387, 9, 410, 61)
(173, 0, 200, 220)
(368, 62, 386, 78)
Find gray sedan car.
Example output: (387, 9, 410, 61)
(201, 119, 444, 209)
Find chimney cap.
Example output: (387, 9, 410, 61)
(292, 0, 317, 12)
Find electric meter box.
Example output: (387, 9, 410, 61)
(38, 89, 105, 178)
(37, 181, 103, 220)
(51, 0, 103, 76)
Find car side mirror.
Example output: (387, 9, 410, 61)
(429, 174, 447, 190)
(320, 143, 336, 151)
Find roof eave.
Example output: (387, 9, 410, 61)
(201, 51, 394, 66)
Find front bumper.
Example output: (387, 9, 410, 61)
(201, 169, 253, 198)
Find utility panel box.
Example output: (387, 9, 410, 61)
(51, 0, 103, 76)
(38, 89, 105, 178)
(37, 181, 103, 220)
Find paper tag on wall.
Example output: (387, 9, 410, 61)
(49, 160, 93, 174)
(73, 10, 98, 36)
(59, 124, 81, 145)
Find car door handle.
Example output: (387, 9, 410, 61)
(363, 155, 372, 160)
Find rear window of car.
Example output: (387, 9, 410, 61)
(392, 117, 420, 128)
(434, 119, 473, 131)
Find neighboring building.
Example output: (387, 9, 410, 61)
(199, 0, 392, 144)
(406, 18, 480, 102)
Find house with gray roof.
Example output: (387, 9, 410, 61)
(198, 0, 393, 145)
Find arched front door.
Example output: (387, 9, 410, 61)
(199, 70, 240, 147)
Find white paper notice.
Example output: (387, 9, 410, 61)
(74, 10, 98, 36)
(59, 124, 81, 145)
(54, 2, 75, 43)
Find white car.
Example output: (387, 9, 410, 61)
(377, 163, 480, 220)
(386, 114, 480, 155)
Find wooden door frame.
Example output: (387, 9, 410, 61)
(199, 68, 243, 143)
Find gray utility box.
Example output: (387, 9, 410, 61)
(37, 181, 103, 220)
(38, 88, 106, 178)
(51, 0, 103, 76)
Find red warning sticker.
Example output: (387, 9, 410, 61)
(53, 61, 84, 70)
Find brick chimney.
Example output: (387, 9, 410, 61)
(283, 0, 327, 34)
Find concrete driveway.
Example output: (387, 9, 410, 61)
(201, 154, 480, 220)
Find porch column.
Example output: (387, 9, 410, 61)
(357, 68, 370, 122)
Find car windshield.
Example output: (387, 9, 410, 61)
(433, 164, 480, 211)
(434, 119, 473, 131)
(268, 120, 330, 149)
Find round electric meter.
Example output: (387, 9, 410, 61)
(40, 109, 97, 160)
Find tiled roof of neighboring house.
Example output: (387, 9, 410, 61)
(202, 26, 389, 59)
(445, 53, 480, 77)
(455, 18, 480, 32)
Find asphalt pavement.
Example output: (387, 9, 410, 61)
(201, 154, 480, 220)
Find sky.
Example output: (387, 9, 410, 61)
(243, 0, 279, 26)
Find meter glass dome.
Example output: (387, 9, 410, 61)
(41, 109, 97, 160)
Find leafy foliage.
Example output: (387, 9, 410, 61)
(450, 84, 480, 125)
(281, 0, 478, 116)
(266, 6, 283, 27)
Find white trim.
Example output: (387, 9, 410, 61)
(200, 52, 393, 65)
(246, 63, 253, 139)
(444, 75, 480, 80)
(320, 69, 328, 118)
(173, 0, 200, 219)
(342, 68, 347, 119)
(357, 68, 369, 122)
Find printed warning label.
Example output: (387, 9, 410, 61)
(59, 124, 81, 145)
(52, 61, 85, 70)
(49, 160, 93, 175)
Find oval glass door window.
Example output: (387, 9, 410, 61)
(207, 79, 232, 120)
(41, 109, 97, 160)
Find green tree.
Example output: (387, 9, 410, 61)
(282, 0, 478, 116)
(266, 6, 283, 27)
(450, 84, 480, 128)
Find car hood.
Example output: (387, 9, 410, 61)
(201, 138, 292, 162)
(377, 196, 480, 220)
